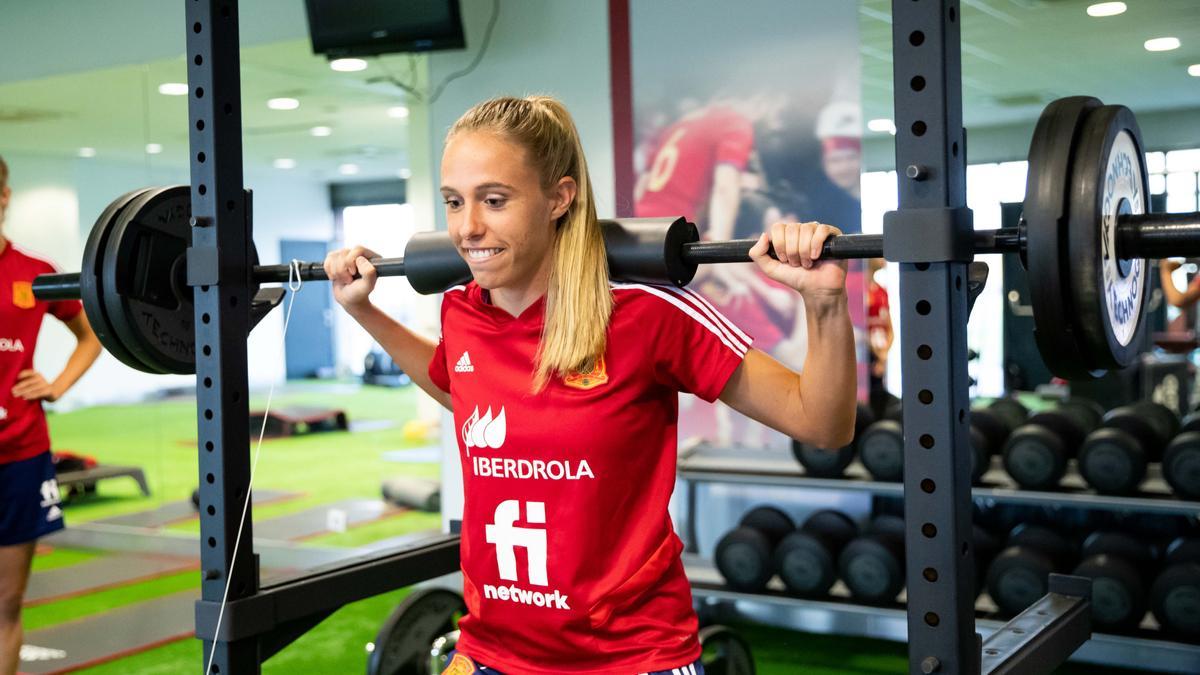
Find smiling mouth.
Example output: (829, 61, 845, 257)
(464, 248, 504, 262)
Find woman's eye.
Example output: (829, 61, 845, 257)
(443, 198, 462, 208)
(484, 197, 507, 208)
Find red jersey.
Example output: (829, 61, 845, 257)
(635, 105, 754, 223)
(429, 282, 750, 674)
(0, 242, 81, 463)
(867, 280, 890, 350)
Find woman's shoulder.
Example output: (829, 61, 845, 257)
(610, 282, 717, 323)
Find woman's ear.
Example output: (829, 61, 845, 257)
(550, 176, 578, 221)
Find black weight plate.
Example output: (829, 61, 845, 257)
(81, 187, 156, 372)
(103, 186, 195, 374)
(1003, 424, 1067, 490)
(774, 531, 837, 597)
(969, 423, 990, 484)
(792, 440, 855, 478)
(802, 509, 858, 551)
(1150, 562, 1200, 639)
(1078, 428, 1146, 495)
(986, 546, 1056, 618)
(367, 588, 465, 675)
(1133, 400, 1180, 440)
(1164, 432, 1200, 500)
(1066, 104, 1151, 372)
(1179, 411, 1200, 435)
(858, 420, 904, 482)
(987, 397, 1028, 430)
(739, 506, 795, 544)
(1073, 554, 1147, 631)
(1023, 96, 1106, 379)
(715, 527, 774, 592)
(698, 624, 756, 675)
(839, 535, 905, 603)
(1059, 398, 1104, 433)
(1101, 405, 1160, 449)
(1081, 531, 1151, 564)
(1165, 537, 1200, 566)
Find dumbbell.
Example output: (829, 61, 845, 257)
(1071, 531, 1156, 632)
(838, 514, 906, 603)
(972, 524, 1003, 598)
(969, 398, 1028, 483)
(985, 524, 1077, 617)
(1078, 401, 1178, 495)
(714, 506, 795, 592)
(792, 401, 874, 478)
(858, 420, 904, 482)
(1164, 426, 1200, 501)
(773, 509, 858, 598)
(860, 397, 1027, 484)
(1149, 537, 1200, 639)
(1002, 398, 1103, 490)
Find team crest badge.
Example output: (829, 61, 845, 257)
(442, 653, 476, 675)
(12, 281, 35, 309)
(563, 356, 609, 390)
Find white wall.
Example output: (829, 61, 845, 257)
(4, 151, 334, 408)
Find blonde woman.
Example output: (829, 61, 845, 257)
(325, 96, 856, 675)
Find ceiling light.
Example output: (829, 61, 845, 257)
(398, 168, 412, 179)
(1086, 2, 1126, 18)
(867, 118, 897, 135)
(310, 126, 332, 137)
(1189, 64, 1200, 77)
(339, 163, 360, 175)
(330, 58, 368, 72)
(157, 82, 189, 96)
(1144, 37, 1181, 52)
(273, 158, 297, 170)
(146, 143, 163, 155)
(268, 97, 300, 110)
(388, 106, 410, 119)
(78, 147, 96, 158)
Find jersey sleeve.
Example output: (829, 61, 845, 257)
(712, 114, 754, 170)
(49, 299, 83, 322)
(648, 286, 753, 402)
(428, 336, 450, 393)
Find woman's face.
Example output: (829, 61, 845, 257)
(440, 131, 575, 293)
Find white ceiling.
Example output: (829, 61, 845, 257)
(860, 0, 1200, 130)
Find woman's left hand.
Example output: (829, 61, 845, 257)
(748, 221, 848, 299)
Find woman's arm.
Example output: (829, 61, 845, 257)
(11, 312, 101, 402)
(1159, 259, 1200, 308)
(717, 222, 857, 448)
(325, 247, 452, 410)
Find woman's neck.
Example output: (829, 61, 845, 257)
(488, 258, 553, 318)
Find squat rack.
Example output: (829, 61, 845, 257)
(184, 1, 1089, 674)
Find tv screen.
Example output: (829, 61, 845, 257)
(306, 0, 466, 57)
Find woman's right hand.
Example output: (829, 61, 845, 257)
(324, 246, 380, 311)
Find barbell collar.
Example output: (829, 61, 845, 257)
(31, 272, 82, 301)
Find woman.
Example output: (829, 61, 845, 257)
(325, 97, 856, 675)
(0, 154, 101, 675)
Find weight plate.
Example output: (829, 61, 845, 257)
(858, 420, 904, 482)
(367, 588, 466, 675)
(1067, 104, 1151, 372)
(1023, 96, 1105, 379)
(698, 624, 756, 675)
(715, 527, 774, 592)
(81, 188, 156, 372)
(1078, 428, 1146, 495)
(774, 531, 837, 597)
(102, 186, 195, 374)
(1163, 432, 1200, 500)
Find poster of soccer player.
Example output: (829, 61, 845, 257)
(622, 0, 867, 449)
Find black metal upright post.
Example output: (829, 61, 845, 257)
(186, 1, 259, 673)
(886, 1, 978, 673)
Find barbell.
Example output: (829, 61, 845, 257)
(31, 97, 1200, 378)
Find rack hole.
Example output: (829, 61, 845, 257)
(920, 434, 935, 448)
(917, 344, 933, 360)
(917, 300, 931, 315)
(921, 478, 936, 493)
(919, 389, 933, 404)
(912, 120, 928, 136)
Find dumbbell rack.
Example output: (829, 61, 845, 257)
(675, 445, 1200, 673)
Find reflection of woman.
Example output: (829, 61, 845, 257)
(325, 96, 857, 674)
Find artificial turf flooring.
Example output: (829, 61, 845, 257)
(29, 383, 1150, 674)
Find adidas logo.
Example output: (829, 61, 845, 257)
(455, 351, 475, 373)
(47, 505, 62, 522)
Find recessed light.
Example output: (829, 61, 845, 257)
(339, 163, 360, 175)
(78, 147, 97, 158)
(146, 143, 163, 155)
(330, 58, 368, 72)
(157, 82, 189, 96)
(1189, 64, 1200, 77)
(398, 168, 412, 180)
(1086, 2, 1126, 18)
(1144, 37, 1181, 52)
(310, 126, 333, 137)
(867, 118, 897, 135)
(268, 97, 300, 110)
(273, 158, 297, 169)
(388, 106, 410, 119)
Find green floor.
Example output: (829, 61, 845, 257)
(25, 382, 1151, 674)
